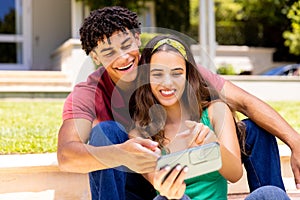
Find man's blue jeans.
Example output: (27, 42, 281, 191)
(88, 121, 156, 200)
(88, 119, 285, 200)
(88, 121, 128, 200)
(242, 119, 285, 192)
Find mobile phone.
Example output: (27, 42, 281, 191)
(156, 142, 222, 179)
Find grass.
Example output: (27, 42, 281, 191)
(268, 101, 300, 144)
(0, 101, 64, 154)
(268, 101, 300, 134)
(0, 100, 299, 154)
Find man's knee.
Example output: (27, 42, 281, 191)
(242, 118, 277, 148)
(89, 121, 128, 146)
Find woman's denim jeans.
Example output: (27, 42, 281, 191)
(88, 119, 286, 200)
(244, 185, 290, 200)
(154, 185, 290, 200)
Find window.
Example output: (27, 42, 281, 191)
(0, 0, 31, 70)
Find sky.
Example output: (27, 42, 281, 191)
(0, 0, 15, 21)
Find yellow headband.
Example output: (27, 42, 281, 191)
(152, 38, 187, 60)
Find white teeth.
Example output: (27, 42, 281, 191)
(118, 62, 133, 70)
(161, 89, 175, 95)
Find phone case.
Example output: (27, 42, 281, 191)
(156, 142, 222, 179)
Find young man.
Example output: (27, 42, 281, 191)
(57, 6, 300, 200)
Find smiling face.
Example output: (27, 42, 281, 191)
(150, 51, 187, 108)
(91, 30, 141, 84)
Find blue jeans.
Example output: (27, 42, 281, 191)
(88, 119, 285, 200)
(242, 119, 285, 192)
(88, 121, 156, 200)
(153, 186, 290, 200)
(244, 185, 290, 200)
(88, 121, 128, 200)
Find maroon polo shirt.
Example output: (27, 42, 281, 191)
(63, 67, 131, 127)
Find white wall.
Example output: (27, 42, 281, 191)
(225, 75, 300, 101)
(32, 0, 71, 70)
(191, 45, 276, 75)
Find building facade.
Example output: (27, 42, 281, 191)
(0, 0, 154, 71)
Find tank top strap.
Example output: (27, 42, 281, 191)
(200, 108, 213, 130)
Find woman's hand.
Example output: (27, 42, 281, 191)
(153, 165, 188, 199)
(167, 120, 216, 153)
(185, 120, 216, 146)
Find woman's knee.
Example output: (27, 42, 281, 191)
(245, 185, 290, 200)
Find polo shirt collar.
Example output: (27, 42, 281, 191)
(98, 67, 126, 109)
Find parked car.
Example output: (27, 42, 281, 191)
(262, 64, 300, 76)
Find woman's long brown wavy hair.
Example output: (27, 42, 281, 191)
(129, 35, 246, 155)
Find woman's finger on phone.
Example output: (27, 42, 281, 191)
(172, 166, 188, 189)
(204, 130, 218, 144)
(165, 166, 188, 199)
(153, 165, 176, 196)
(162, 165, 183, 185)
(195, 125, 211, 145)
(153, 165, 171, 189)
(158, 165, 185, 197)
(185, 121, 202, 147)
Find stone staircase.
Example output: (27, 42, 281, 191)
(0, 153, 90, 200)
(0, 71, 72, 98)
(0, 145, 299, 200)
(227, 145, 300, 199)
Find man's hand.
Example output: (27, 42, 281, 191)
(119, 137, 160, 173)
(153, 165, 188, 199)
(290, 147, 300, 189)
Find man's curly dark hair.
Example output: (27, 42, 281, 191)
(80, 6, 141, 55)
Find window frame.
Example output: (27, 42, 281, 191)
(0, 0, 32, 70)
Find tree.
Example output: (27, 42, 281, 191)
(236, 0, 292, 47)
(153, 0, 190, 34)
(75, 0, 147, 13)
(214, 0, 299, 62)
(215, 0, 290, 47)
(283, 1, 300, 56)
(76, 0, 190, 35)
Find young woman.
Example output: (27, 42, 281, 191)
(129, 35, 246, 199)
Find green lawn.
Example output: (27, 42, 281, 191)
(0, 101, 64, 154)
(268, 101, 300, 133)
(0, 100, 299, 154)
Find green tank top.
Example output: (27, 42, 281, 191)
(184, 108, 227, 200)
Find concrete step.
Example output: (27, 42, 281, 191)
(0, 145, 299, 200)
(0, 71, 68, 79)
(0, 153, 90, 200)
(0, 78, 71, 87)
(227, 144, 300, 199)
(0, 70, 72, 98)
(0, 71, 71, 88)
